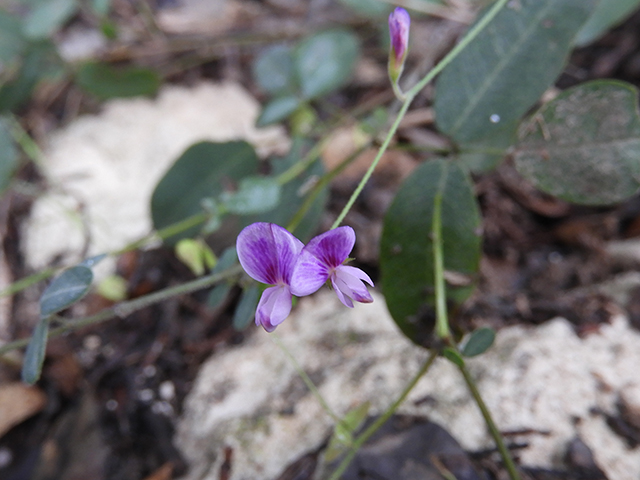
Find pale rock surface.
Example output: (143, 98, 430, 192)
(23, 82, 289, 270)
(177, 290, 640, 480)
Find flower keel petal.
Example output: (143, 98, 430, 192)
(255, 285, 292, 332)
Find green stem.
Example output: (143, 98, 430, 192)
(0, 264, 242, 357)
(271, 334, 341, 424)
(327, 350, 439, 480)
(331, 0, 509, 230)
(459, 363, 521, 480)
(432, 192, 449, 339)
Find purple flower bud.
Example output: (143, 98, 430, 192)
(290, 226, 374, 308)
(236, 222, 304, 332)
(388, 7, 410, 72)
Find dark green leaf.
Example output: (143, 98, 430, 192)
(462, 327, 496, 357)
(79, 253, 107, 268)
(233, 284, 260, 330)
(380, 159, 481, 346)
(40, 266, 93, 317)
(442, 347, 465, 367)
(435, 0, 597, 145)
(151, 141, 260, 243)
(256, 95, 301, 127)
(294, 29, 359, 99)
(253, 45, 296, 95)
(576, 0, 640, 46)
(0, 116, 18, 194)
(0, 11, 25, 66)
(514, 80, 640, 205)
(212, 247, 238, 274)
(207, 283, 232, 309)
(21, 317, 50, 384)
(456, 122, 517, 173)
(23, 0, 78, 39)
(221, 176, 281, 215)
(75, 62, 161, 100)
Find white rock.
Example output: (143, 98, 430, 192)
(176, 290, 640, 480)
(23, 82, 289, 270)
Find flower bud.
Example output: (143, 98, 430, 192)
(388, 7, 410, 87)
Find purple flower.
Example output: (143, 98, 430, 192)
(388, 7, 410, 74)
(290, 226, 374, 308)
(236, 222, 303, 332)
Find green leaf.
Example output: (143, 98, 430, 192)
(233, 284, 260, 330)
(434, 0, 597, 145)
(294, 29, 359, 99)
(207, 283, 232, 309)
(514, 80, 640, 205)
(90, 0, 111, 16)
(576, 0, 640, 46)
(96, 274, 127, 302)
(0, 11, 25, 66)
(253, 45, 296, 95)
(40, 265, 93, 317)
(221, 176, 281, 215)
(0, 116, 19, 194)
(75, 62, 161, 100)
(23, 0, 79, 40)
(151, 141, 260, 243)
(256, 95, 301, 127)
(212, 246, 238, 274)
(461, 327, 496, 357)
(442, 347, 465, 367)
(175, 238, 216, 276)
(456, 122, 517, 173)
(21, 317, 50, 384)
(380, 159, 481, 346)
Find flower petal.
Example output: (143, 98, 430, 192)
(302, 226, 355, 269)
(255, 285, 293, 332)
(290, 250, 329, 297)
(389, 7, 410, 64)
(237, 222, 303, 285)
(332, 265, 374, 306)
(331, 275, 354, 308)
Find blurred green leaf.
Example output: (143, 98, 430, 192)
(380, 159, 481, 346)
(90, 0, 111, 16)
(222, 176, 281, 215)
(233, 284, 260, 330)
(576, 0, 640, 46)
(0, 10, 26, 66)
(514, 80, 640, 205)
(256, 95, 301, 127)
(253, 45, 296, 95)
(21, 317, 49, 384)
(461, 327, 496, 357)
(294, 29, 359, 99)
(23, 0, 78, 40)
(435, 0, 597, 145)
(75, 62, 161, 100)
(97, 274, 127, 302)
(325, 402, 371, 462)
(0, 116, 18, 194)
(442, 347, 465, 367)
(0, 40, 61, 112)
(207, 283, 232, 309)
(212, 246, 238, 274)
(175, 238, 216, 276)
(456, 122, 517, 173)
(151, 141, 260, 243)
(40, 265, 93, 317)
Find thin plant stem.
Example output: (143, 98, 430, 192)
(0, 264, 242, 358)
(459, 363, 521, 480)
(432, 192, 450, 339)
(271, 334, 341, 424)
(327, 350, 439, 480)
(331, 0, 509, 230)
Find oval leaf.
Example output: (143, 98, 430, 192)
(380, 159, 481, 346)
(76, 62, 161, 100)
(21, 317, 50, 384)
(151, 141, 260, 242)
(40, 266, 93, 317)
(207, 283, 232, 309)
(233, 284, 260, 331)
(294, 29, 359, 99)
(256, 95, 301, 127)
(442, 347, 465, 367)
(462, 327, 496, 357)
(576, 0, 640, 46)
(253, 45, 296, 95)
(435, 0, 597, 145)
(514, 80, 640, 205)
(222, 176, 281, 215)
(23, 0, 78, 40)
